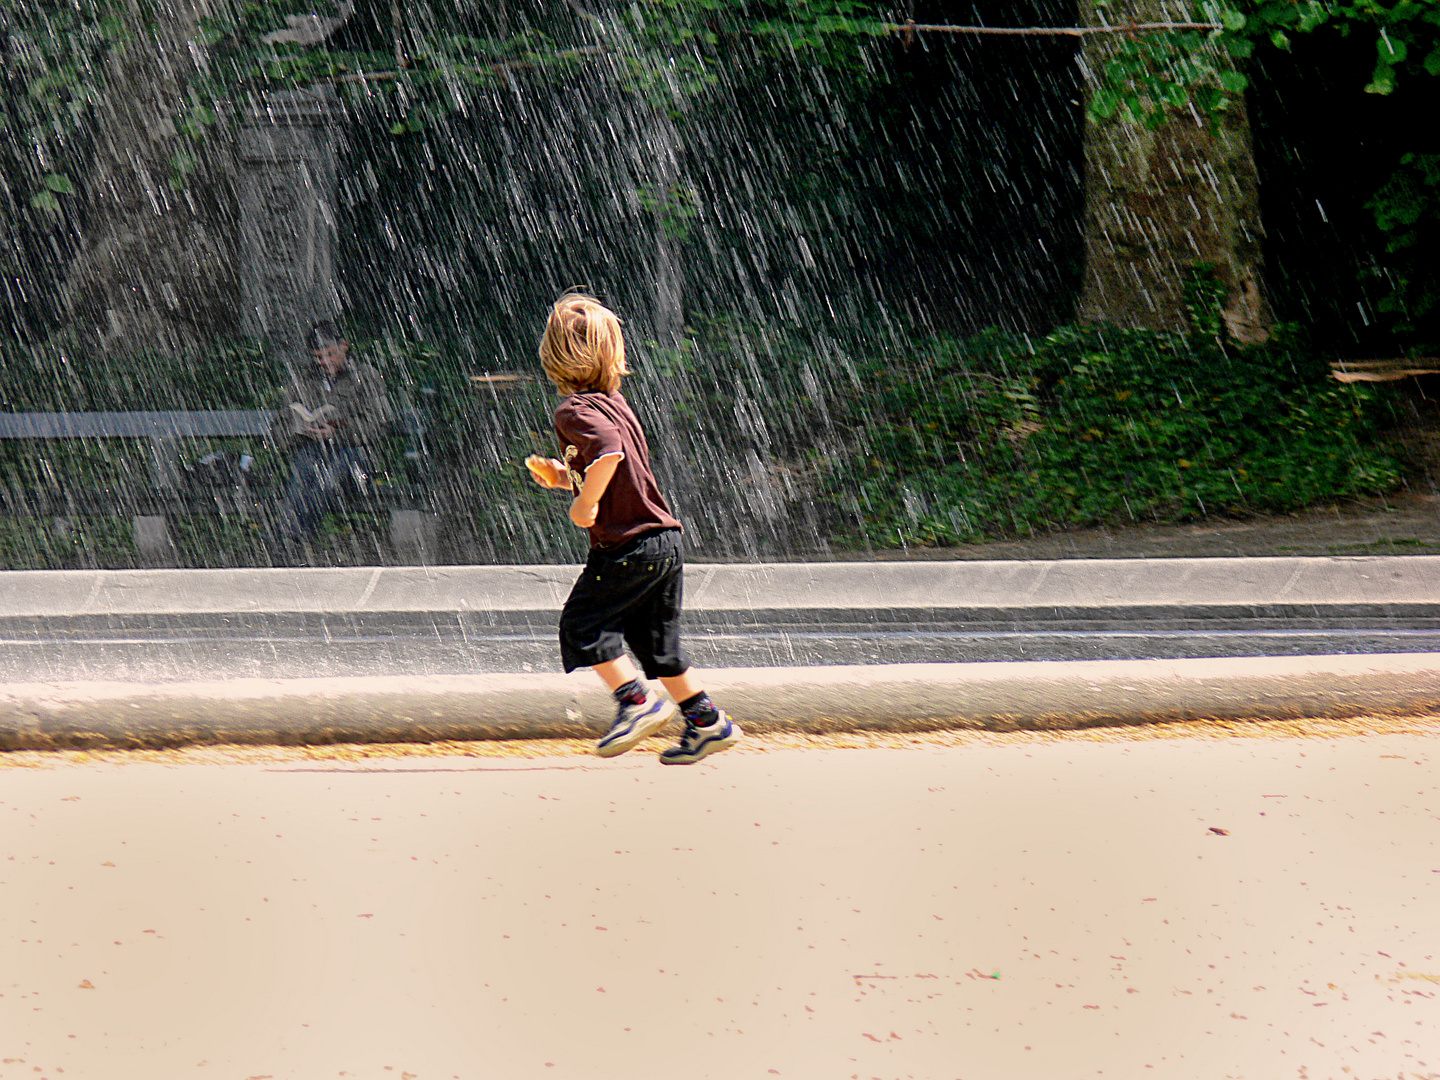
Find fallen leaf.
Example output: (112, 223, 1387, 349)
(101, 861, 115, 867)
(356, 913, 374, 918)
(1083, 1004, 1099, 1010)
(1208, 827, 1229, 836)
(77, 980, 95, 990)
(861, 1033, 882, 1042)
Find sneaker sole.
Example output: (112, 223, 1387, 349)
(658, 721, 742, 765)
(594, 699, 677, 758)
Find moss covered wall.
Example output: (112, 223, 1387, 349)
(1076, 0, 1270, 340)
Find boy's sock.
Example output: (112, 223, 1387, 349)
(678, 691, 720, 727)
(613, 679, 648, 706)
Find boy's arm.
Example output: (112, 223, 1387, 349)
(568, 451, 624, 528)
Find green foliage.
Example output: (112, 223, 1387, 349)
(637, 182, 700, 240)
(0, 0, 135, 332)
(1091, 0, 1440, 127)
(0, 516, 137, 571)
(1089, 3, 1440, 353)
(615, 0, 887, 72)
(0, 336, 278, 412)
(0, 0, 126, 201)
(178, 1, 888, 137)
(1087, 23, 1238, 130)
(1366, 152, 1440, 346)
(817, 268, 1403, 547)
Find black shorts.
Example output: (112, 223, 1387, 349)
(558, 528, 690, 678)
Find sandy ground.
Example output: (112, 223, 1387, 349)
(1, 718, 1437, 1080)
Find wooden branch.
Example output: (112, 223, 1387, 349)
(1330, 359, 1440, 383)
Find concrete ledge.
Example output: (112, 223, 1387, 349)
(4, 652, 1438, 752)
(2, 556, 1440, 618)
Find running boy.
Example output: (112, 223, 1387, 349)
(525, 293, 741, 764)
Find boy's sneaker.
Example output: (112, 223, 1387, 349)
(595, 690, 677, 758)
(658, 712, 742, 765)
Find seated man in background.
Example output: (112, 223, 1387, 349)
(269, 320, 392, 556)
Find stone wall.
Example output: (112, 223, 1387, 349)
(59, 0, 241, 356)
(58, 3, 342, 367)
(235, 88, 341, 368)
(1076, 0, 1271, 340)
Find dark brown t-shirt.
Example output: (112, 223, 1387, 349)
(554, 390, 681, 550)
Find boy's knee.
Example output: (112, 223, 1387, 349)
(558, 613, 627, 670)
(556, 612, 588, 651)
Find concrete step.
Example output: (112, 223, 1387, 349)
(4, 555, 1440, 618)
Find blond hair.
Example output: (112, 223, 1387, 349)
(538, 293, 630, 394)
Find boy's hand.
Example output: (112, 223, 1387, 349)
(525, 455, 569, 489)
(569, 497, 598, 528)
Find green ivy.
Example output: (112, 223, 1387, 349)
(0, 335, 277, 412)
(1090, 1, 1440, 129)
(818, 267, 1403, 547)
(1366, 152, 1440, 347)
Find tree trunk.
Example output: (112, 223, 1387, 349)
(1076, 0, 1270, 340)
(649, 108, 685, 349)
(58, 0, 239, 356)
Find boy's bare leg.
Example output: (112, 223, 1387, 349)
(659, 673, 708, 705)
(658, 669, 703, 704)
(592, 656, 641, 692)
(590, 655, 675, 758)
(593, 659, 702, 706)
